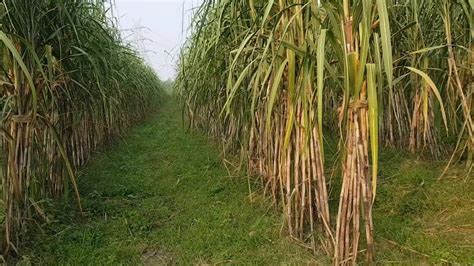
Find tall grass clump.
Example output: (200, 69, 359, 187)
(177, 0, 472, 263)
(0, 0, 163, 257)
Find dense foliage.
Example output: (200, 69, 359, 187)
(177, 0, 472, 263)
(0, 0, 163, 257)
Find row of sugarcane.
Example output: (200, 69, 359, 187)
(0, 0, 163, 257)
(176, 0, 472, 264)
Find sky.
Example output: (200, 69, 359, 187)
(114, 0, 203, 80)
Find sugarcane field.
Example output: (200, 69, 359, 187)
(0, 0, 472, 264)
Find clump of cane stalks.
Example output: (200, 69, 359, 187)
(177, 0, 472, 264)
(0, 0, 163, 257)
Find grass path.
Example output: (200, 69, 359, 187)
(23, 100, 473, 264)
(25, 101, 316, 264)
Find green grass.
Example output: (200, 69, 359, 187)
(21, 101, 318, 264)
(373, 149, 474, 263)
(17, 100, 473, 264)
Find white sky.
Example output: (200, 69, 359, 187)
(113, 0, 203, 80)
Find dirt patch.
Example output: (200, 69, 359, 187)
(141, 247, 174, 265)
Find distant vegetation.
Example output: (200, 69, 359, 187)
(162, 79, 175, 94)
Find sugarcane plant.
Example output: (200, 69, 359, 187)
(177, 0, 472, 263)
(0, 0, 163, 257)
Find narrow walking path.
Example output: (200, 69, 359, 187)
(25, 100, 317, 264)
